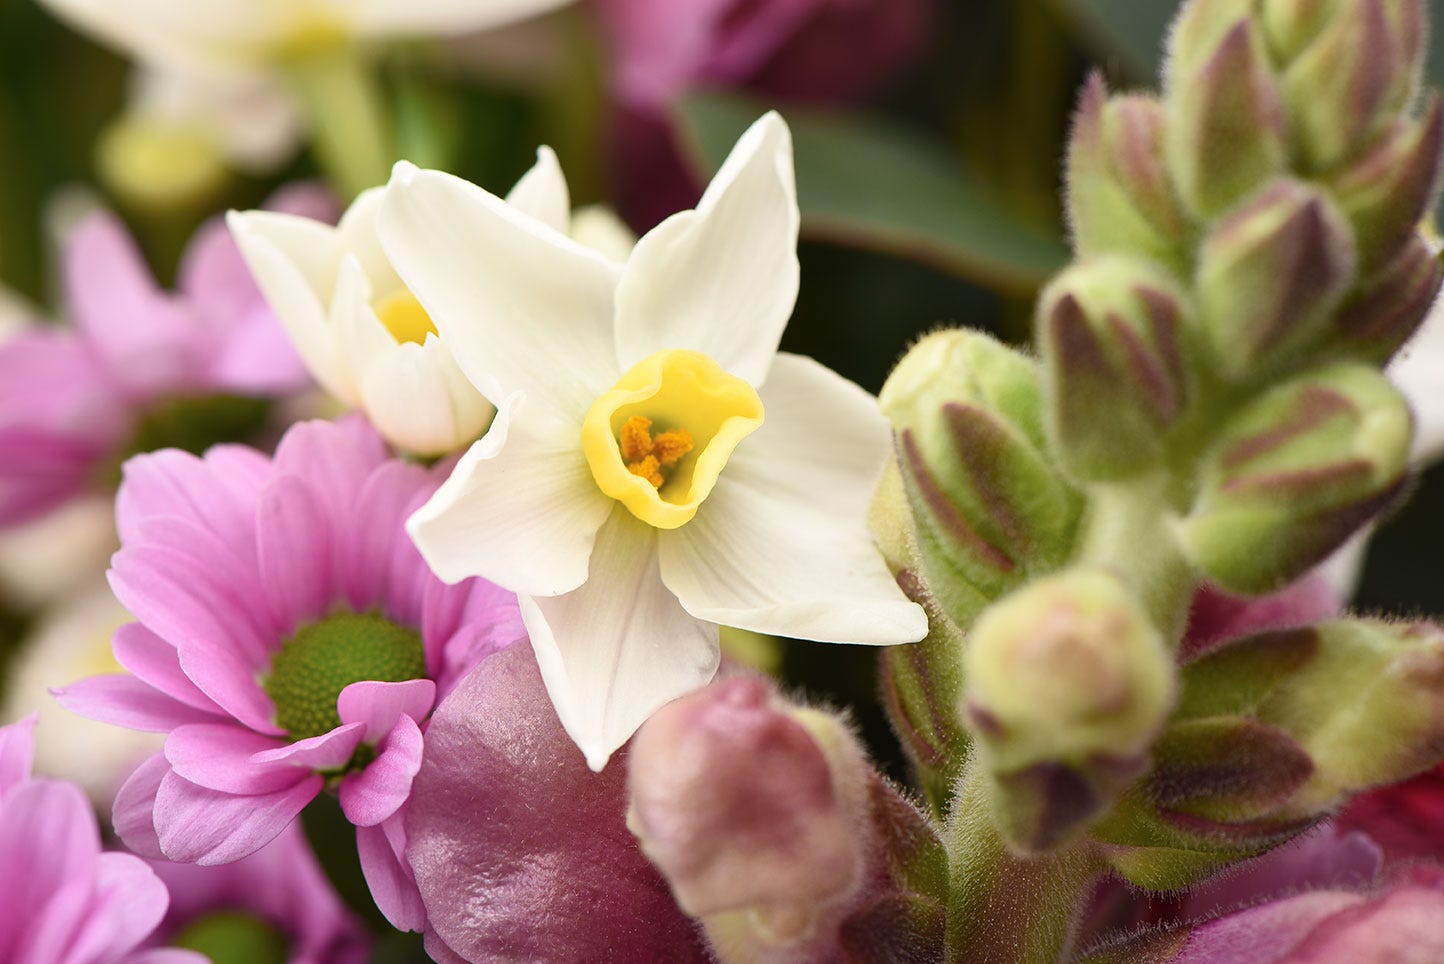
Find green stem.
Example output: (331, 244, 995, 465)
(285, 45, 394, 199)
(945, 760, 1104, 964)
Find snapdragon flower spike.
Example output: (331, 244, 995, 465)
(151, 823, 370, 964)
(55, 417, 526, 933)
(380, 112, 928, 769)
(0, 715, 201, 964)
(0, 189, 328, 529)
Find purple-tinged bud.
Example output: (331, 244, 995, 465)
(1259, 0, 1340, 62)
(1196, 179, 1357, 377)
(1166, 17, 1289, 218)
(628, 675, 947, 962)
(1067, 74, 1190, 267)
(1327, 96, 1444, 272)
(963, 568, 1175, 851)
(1331, 233, 1444, 364)
(1180, 363, 1411, 594)
(1166, 0, 1258, 85)
(1037, 257, 1191, 480)
(880, 329, 1081, 619)
(1278, 0, 1426, 173)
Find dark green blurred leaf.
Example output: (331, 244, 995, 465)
(675, 92, 1068, 294)
(1050, 0, 1175, 82)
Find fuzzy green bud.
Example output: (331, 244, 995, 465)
(880, 329, 1080, 617)
(1180, 364, 1411, 594)
(1196, 179, 1357, 377)
(1278, 0, 1426, 173)
(962, 569, 1175, 851)
(1037, 257, 1191, 481)
(1332, 234, 1444, 364)
(1166, 15, 1289, 219)
(1326, 96, 1443, 272)
(1067, 74, 1189, 267)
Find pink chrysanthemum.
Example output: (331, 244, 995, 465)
(0, 714, 199, 964)
(0, 186, 332, 528)
(58, 417, 525, 932)
(149, 823, 370, 963)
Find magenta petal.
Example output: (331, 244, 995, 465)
(208, 305, 311, 394)
(256, 474, 334, 626)
(340, 714, 424, 827)
(154, 769, 321, 865)
(0, 781, 98, 930)
(55, 675, 223, 733)
(175, 642, 281, 736)
(48, 852, 170, 964)
(358, 812, 427, 932)
(165, 724, 294, 794)
(406, 646, 708, 961)
(249, 723, 365, 770)
(124, 951, 210, 964)
(0, 714, 37, 801)
(337, 679, 435, 744)
(113, 753, 169, 859)
(344, 460, 434, 616)
(112, 623, 224, 714)
(271, 418, 387, 522)
(116, 446, 268, 560)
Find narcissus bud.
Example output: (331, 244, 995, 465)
(1166, 16, 1288, 218)
(1180, 363, 1411, 594)
(962, 568, 1175, 851)
(1326, 97, 1443, 272)
(1036, 257, 1191, 480)
(880, 329, 1080, 620)
(1067, 74, 1189, 267)
(1196, 179, 1357, 377)
(1277, 0, 1426, 173)
(628, 675, 946, 962)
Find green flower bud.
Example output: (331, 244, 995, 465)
(1196, 179, 1357, 377)
(962, 569, 1175, 850)
(1279, 0, 1426, 173)
(1332, 233, 1444, 364)
(1066, 74, 1190, 267)
(880, 329, 1081, 615)
(1037, 257, 1191, 480)
(1166, 0, 1258, 85)
(1326, 96, 1444, 272)
(1180, 363, 1411, 594)
(1166, 16, 1288, 219)
(1259, 0, 1341, 61)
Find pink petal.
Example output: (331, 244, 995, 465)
(164, 724, 293, 794)
(112, 753, 169, 859)
(406, 645, 708, 961)
(0, 714, 37, 801)
(54, 675, 223, 733)
(154, 769, 321, 865)
(208, 304, 311, 394)
(116, 446, 268, 560)
(112, 623, 224, 714)
(249, 723, 365, 770)
(256, 474, 334, 628)
(0, 428, 106, 526)
(272, 418, 388, 523)
(343, 460, 435, 616)
(358, 812, 427, 933)
(46, 852, 169, 964)
(0, 780, 99, 961)
(337, 679, 436, 744)
(340, 714, 424, 827)
(175, 641, 280, 736)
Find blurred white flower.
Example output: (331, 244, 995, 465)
(0, 496, 117, 610)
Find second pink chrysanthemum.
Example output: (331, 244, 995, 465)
(58, 416, 525, 933)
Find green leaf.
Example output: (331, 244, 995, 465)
(675, 93, 1068, 293)
(1051, 0, 1176, 82)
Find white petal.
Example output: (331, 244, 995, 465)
(332, 255, 395, 387)
(505, 146, 570, 235)
(659, 353, 927, 644)
(36, 0, 281, 70)
(226, 209, 349, 399)
(407, 392, 611, 595)
(379, 163, 624, 421)
(1389, 298, 1444, 465)
(521, 508, 719, 771)
(132, 67, 302, 170)
(613, 112, 799, 386)
(359, 341, 469, 457)
(335, 188, 402, 290)
(569, 205, 637, 263)
(350, 0, 576, 37)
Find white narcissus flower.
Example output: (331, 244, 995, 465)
(228, 150, 625, 456)
(379, 112, 929, 769)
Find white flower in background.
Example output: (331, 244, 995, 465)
(1, 582, 162, 805)
(380, 112, 929, 769)
(0, 496, 117, 610)
(125, 67, 303, 173)
(229, 148, 627, 457)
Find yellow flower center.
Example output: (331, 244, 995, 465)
(373, 289, 438, 346)
(582, 350, 764, 529)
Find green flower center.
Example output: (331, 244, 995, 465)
(171, 910, 288, 964)
(263, 611, 426, 741)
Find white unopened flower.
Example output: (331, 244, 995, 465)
(380, 113, 929, 769)
(229, 152, 623, 456)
